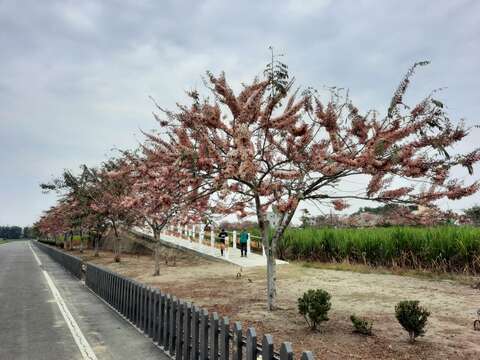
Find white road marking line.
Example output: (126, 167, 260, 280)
(29, 243, 42, 266)
(29, 243, 97, 360)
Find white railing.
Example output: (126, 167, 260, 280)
(165, 224, 269, 259)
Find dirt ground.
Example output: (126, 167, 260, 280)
(70, 246, 480, 360)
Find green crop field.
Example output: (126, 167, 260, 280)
(271, 226, 480, 273)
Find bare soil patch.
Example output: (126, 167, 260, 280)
(68, 246, 480, 360)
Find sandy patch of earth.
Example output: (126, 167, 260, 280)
(70, 247, 480, 359)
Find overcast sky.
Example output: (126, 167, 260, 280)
(1, 0, 479, 226)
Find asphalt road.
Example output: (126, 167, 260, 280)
(0, 241, 169, 360)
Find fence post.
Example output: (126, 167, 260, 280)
(130, 280, 135, 321)
(246, 328, 257, 360)
(209, 312, 219, 360)
(210, 228, 215, 248)
(148, 288, 155, 337)
(163, 294, 171, 348)
(124, 278, 128, 316)
(141, 286, 146, 332)
(130, 281, 135, 323)
(176, 300, 184, 360)
(111, 273, 115, 306)
(126, 280, 132, 321)
(118, 276, 122, 310)
(144, 286, 150, 333)
(279, 342, 293, 360)
(136, 284, 142, 327)
(232, 322, 242, 360)
(182, 302, 192, 360)
(112, 273, 116, 307)
(114, 275, 119, 309)
(191, 306, 200, 360)
(104, 271, 108, 300)
(118, 276, 123, 312)
(155, 291, 164, 345)
(232, 231, 237, 250)
(104, 272, 109, 303)
(169, 296, 178, 354)
(199, 309, 209, 360)
(119, 277, 124, 315)
(139, 285, 144, 330)
(108, 272, 113, 305)
(153, 290, 160, 342)
(117, 276, 121, 311)
(117, 276, 121, 313)
(95, 270, 103, 297)
(219, 316, 230, 360)
(247, 233, 251, 255)
(262, 335, 274, 360)
(102, 271, 108, 303)
(99, 269, 103, 298)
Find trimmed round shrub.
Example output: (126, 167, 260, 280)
(395, 300, 430, 342)
(298, 289, 331, 330)
(350, 314, 373, 335)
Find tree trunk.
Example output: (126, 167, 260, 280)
(266, 243, 277, 311)
(256, 201, 297, 311)
(112, 222, 121, 262)
(259, 219, 277, 311)
(94, 233, 100, 257)
(153, 229, 161, 276)
(79, 229, 84, 253)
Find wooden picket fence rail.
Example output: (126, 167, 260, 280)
(35, 240, 83, 279)
(35, 241, 314, 360)
(85, 263, 314, 360)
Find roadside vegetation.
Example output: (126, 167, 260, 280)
(276, 226, 480, 273)
(62, 245, 480, 359)
(34, 55, 480, 358)
(0, 225, 33, 239)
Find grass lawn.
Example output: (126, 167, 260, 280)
(65, 245, 480, 360)
(0, 239, 9, 245)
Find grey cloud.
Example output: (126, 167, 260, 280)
(1, 0, 479, 225)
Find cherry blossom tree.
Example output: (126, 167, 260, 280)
(152, 61, 480, 310)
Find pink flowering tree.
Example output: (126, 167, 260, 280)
(152, 61, 479, 310)
(87, 158, 137, 262)
(120, 146, 212, 276)
(41, 165, 114, 255)
(36, 202, 70, 243)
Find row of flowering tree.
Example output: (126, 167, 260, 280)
(36, 58, 479, 311)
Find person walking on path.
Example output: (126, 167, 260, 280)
(218, 228, 228, 257)
(239, 229, 248, 257)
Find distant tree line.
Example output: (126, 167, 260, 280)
(0, 226, 34, 239)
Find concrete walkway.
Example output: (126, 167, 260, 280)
(134, 227, 288, 268)
(0, 241, 169, 360)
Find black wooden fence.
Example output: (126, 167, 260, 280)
(36, 241, 314, 360)
(35, 241, 83, 279)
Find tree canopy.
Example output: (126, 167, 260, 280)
(36, 58, 480, 310)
